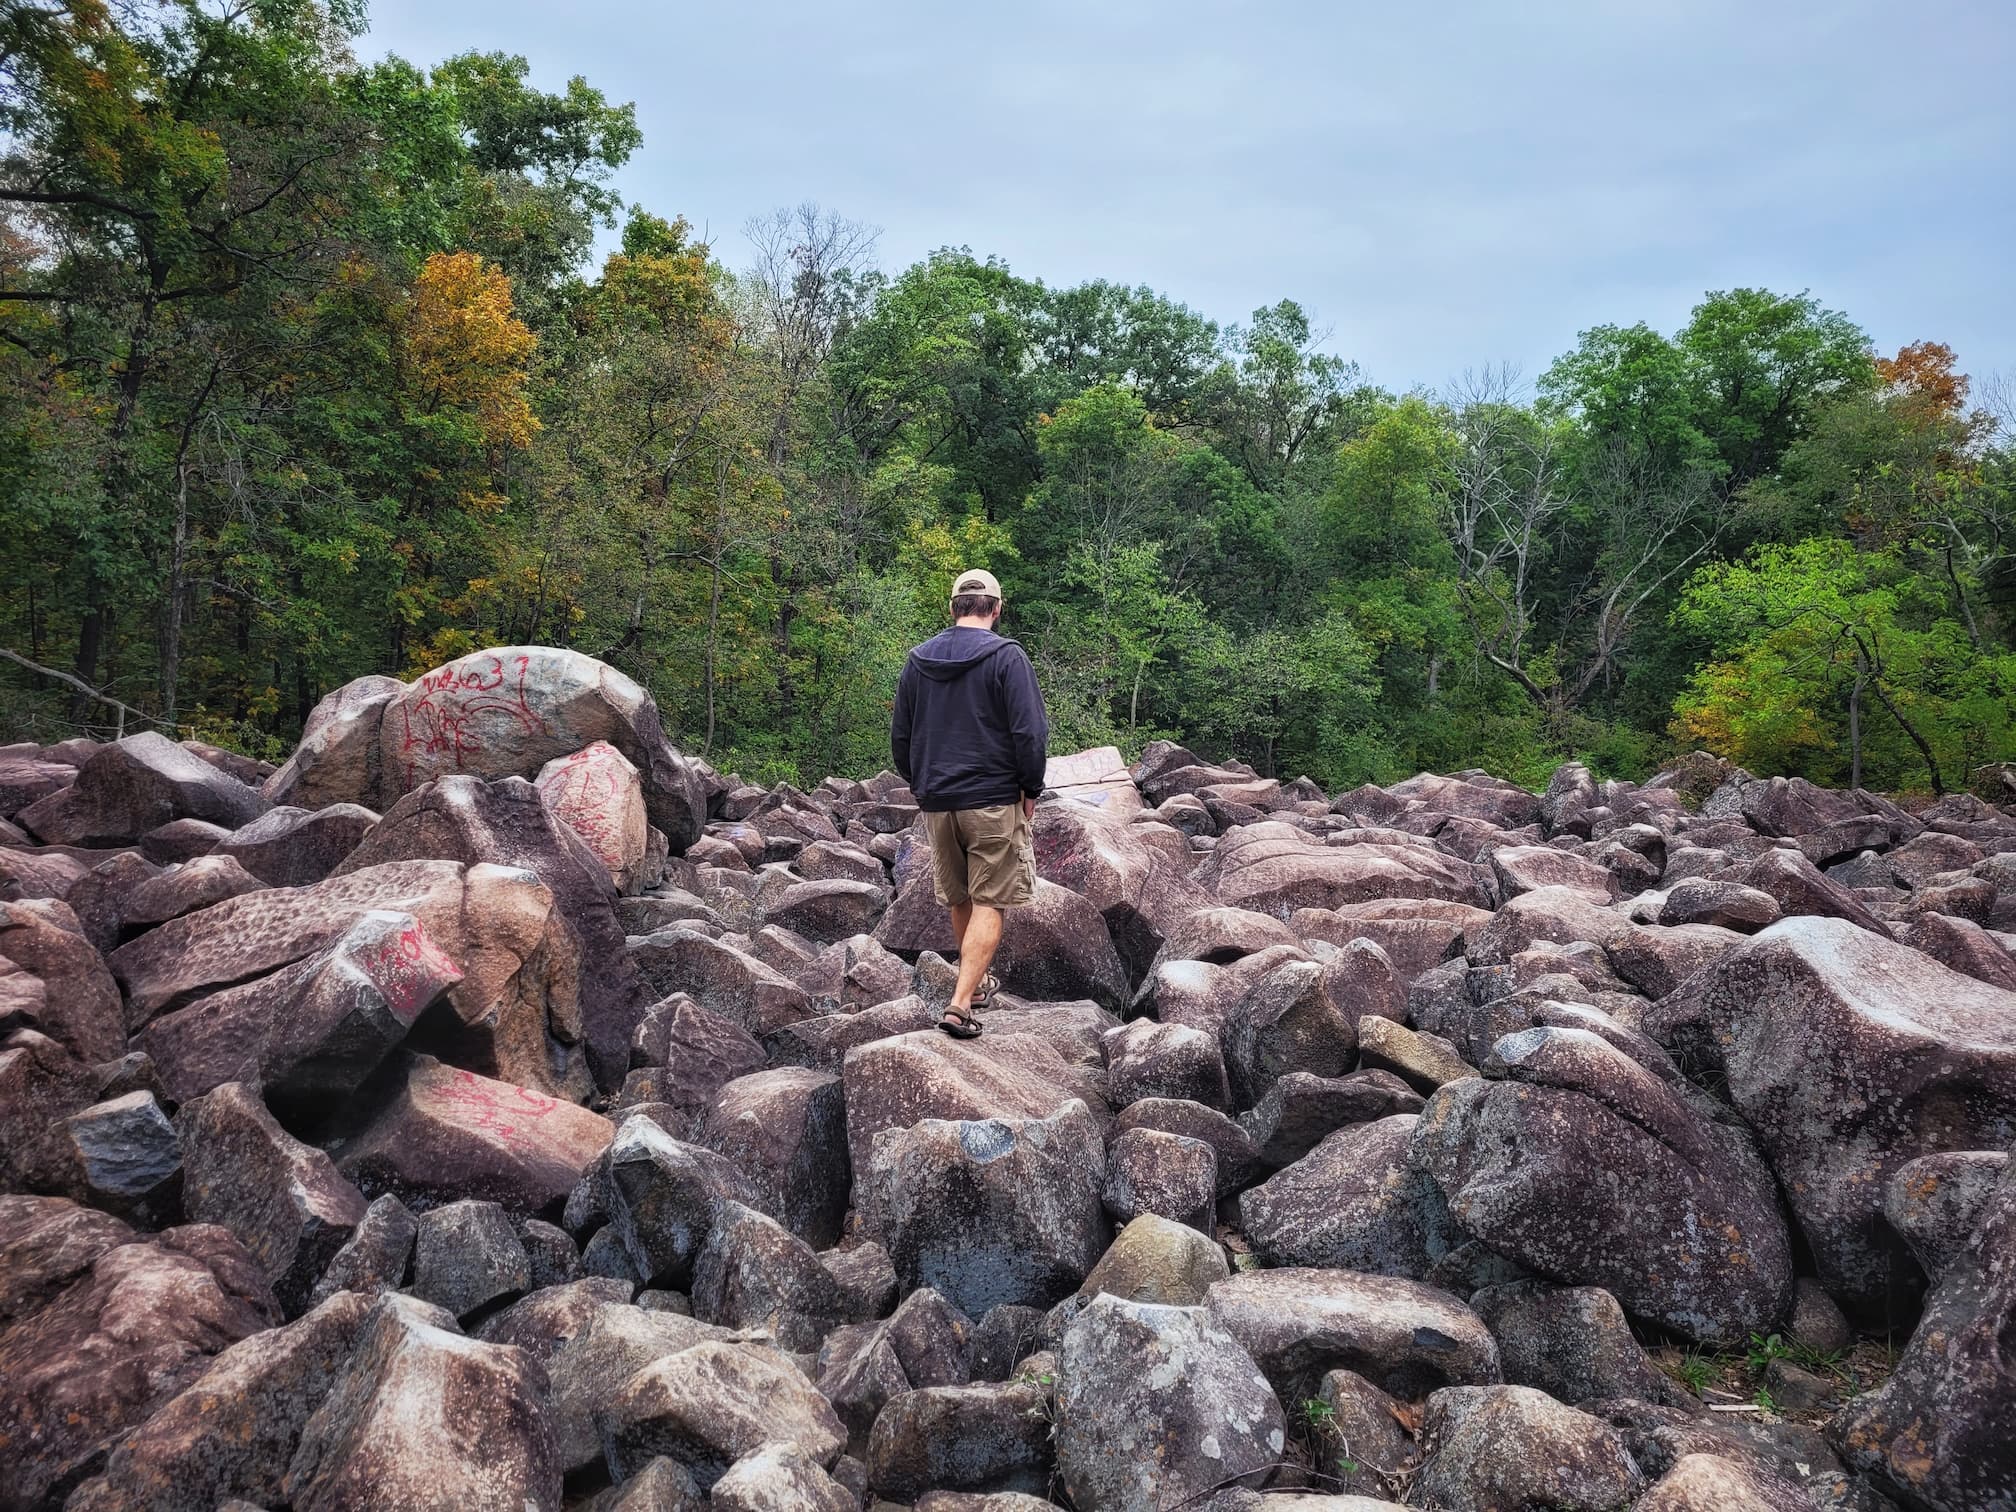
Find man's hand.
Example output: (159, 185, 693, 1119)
(1023, 796, 1036, 820)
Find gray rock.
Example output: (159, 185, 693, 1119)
(310, 1193, 416, 1303)
(598, 1340, 845, 1491)
(1412, 1026, 1793, 1344)
(1411, 1384, 1642, 1512)
(710, 1439, 856, 1511)
(860, 1101, 1109, 1316)
(59, 1090, 181, 1221)
(1204, 1267, 1499, 1403)
(1240, 1114, 1457, 1279)
(410, 1199, 529, 1320)
(864, 1372, 1055, 1501)
(1079, 1213, 1229, 1305)
(282, 1292, 560, 1512)
(1055, 1294, 1286, 1511)
(1470, 1280, 1683, 1406)
(1101, 1125, 1217, 1231)
(1650, 916, 2016, 1311)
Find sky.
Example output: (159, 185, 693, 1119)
(360, 0, 2016, 398)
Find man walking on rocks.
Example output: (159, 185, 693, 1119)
(891, 568, 1049, 1038)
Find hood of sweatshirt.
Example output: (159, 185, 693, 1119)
(909, 626, 1023, 682)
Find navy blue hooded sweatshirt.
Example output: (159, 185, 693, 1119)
(890, 626, 1049, 812)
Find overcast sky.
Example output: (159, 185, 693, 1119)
(361, 0, 2015, 397)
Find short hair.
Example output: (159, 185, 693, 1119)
(951, 593, 1001, 620)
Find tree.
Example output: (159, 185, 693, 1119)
(1673, 539, 2015, 792)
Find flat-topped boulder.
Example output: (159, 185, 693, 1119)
(333, 1054, 614, 1216)
(1193, 822, 1493, 918)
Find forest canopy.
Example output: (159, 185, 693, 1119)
(3, 0, 2012, 794)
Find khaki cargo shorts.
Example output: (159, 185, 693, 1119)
(925, 803, 1035, 909)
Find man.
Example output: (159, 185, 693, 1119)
(890, 568, 1049, 1038)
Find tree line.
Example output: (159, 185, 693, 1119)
(3, 0, 2012, 794)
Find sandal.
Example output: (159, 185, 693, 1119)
(938, 1004, 984, 1039)
(971, 971, 1000, 1009)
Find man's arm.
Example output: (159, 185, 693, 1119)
(890, 656, 916, 786)
(1001, 645, 1049, 801)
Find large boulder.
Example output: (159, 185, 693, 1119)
(333, 1053, 614, 1215)
(540, 1300, 730, 1473)
(282, 1292, 561, 1511)
(1055, 1294, 1286, 1511)
(629, 929, 815, 1037)
(139, 907, 461, 1110)
(840, 1028, 1106, 1177)
(70, 1289, 373, 1512)
(1239, 1114, 1457, 1278)
(263, 675, 404, 812)
(177, 1083, 368, 1315)
(0, 896, 124, 1064)
(113, 858, 592, 1100)
(697, 1066, 850, 1248)
(598, 1340, 846, 1490)
(1470, 1280, 1682, 1407)
(875, 876, 1129, 1011)
(1412, 1025, 1794, 1344)
(374, 646, 708, 850)
(1650, 915, 2016, 1312)
(335, 774, 647, 1093)
(601, 1115, 763, 1288)
(1032, 799, 1213, 979)
(1410, 1384, 1642, 1512)
(17, 731, 269, 847)
(0, 1221, 280, 1509)
(1203, 1267, 1500, 1402)
(212, 803, 379, 888)
(535, 740, 653, 892)
(1491, 844, 1620, 904)
(1192, 822, 1492, 918)
(1827, 1147, 2016, 1510)
(860, 1102, 1109, 1316)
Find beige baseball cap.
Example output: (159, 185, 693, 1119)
(951, 568, 1002, 603)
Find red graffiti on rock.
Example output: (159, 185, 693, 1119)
(535, 744, 628, 872)
(394, 652, 550, 786)
(426, 1068, 561, 1150)
(358, 920, 463, 1019)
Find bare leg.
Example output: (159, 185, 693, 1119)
(950, 904, 1003, 1010)
(949, 901, 973, 953)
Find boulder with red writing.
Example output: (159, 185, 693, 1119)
(333, 1053, 615, 1216)
(18, 730, 270, 847)
(139, 907, 461, 1110)
(113, 858, 592, 1100)
(334, 775, 646, 1093)
(536, 740, 652, 893)
(0, 1216, 279, 1510)
(376, 645, 708, 852)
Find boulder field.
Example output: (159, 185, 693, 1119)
(1, 644, 2013, 1510)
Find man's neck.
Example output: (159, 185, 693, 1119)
(953, 617, 996, 631)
